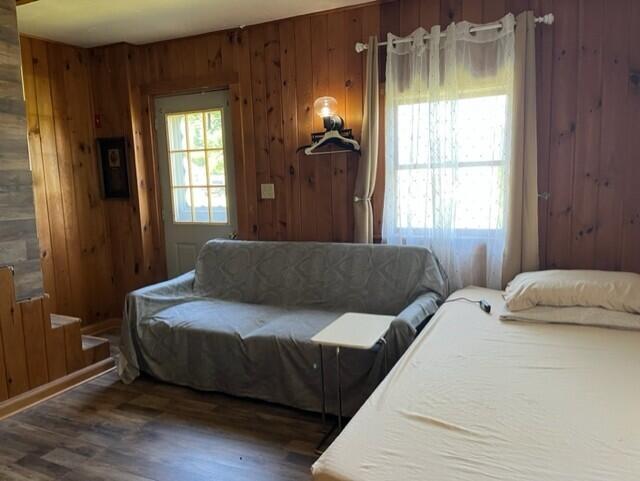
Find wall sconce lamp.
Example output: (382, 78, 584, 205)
(314, 96, 344, 131)
(297, 96, 360, 156)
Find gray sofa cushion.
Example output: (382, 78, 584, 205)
(138, 299, 364, 412)
(119, 240, 448, 416)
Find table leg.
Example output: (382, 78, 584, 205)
(336, 346, 342, 431)
(382, 337, 388, 375)
(315, 344, 336, 454)
(319, 345, 326, 426)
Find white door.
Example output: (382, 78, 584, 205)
(155, 90, 237, 278)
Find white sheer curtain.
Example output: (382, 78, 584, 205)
(382, 14, 516, 290)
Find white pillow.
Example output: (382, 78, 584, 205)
(500, 305, 640, 331)
(504, 270, 640, 314)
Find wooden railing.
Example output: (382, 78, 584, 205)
(0, 267, 111, 405)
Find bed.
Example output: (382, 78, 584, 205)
(311, 286, 640, 481)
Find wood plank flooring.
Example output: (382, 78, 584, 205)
(0, 359, 324, 480)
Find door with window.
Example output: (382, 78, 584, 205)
(155, 90, 236, 277)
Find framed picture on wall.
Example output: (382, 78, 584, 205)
(97, 137, 130, 199)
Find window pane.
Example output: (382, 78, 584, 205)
(205, 110, 224, 148)
(393, 94, 507, 234)
(189, 151, 207, 186)
(396, 168, 442, 229)
(170, 152, 188, 187)
(455, 166, 504, 230)
(187, 113, 204, 149)
(173, 188, 192, 222)
(209, 187, 228, 224)
(207, 150, 225, 186)
(455, 95, 507, 164)
(167, 115, 186, 151)
(397, 103, 430, 166)
(396, 165, 504, 231)
(192, 187, 209, 222)
(396, 95, 507, 167)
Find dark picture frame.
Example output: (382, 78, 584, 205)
(97, 137, 130, 199)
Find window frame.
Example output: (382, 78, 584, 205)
(390, 93, 508, 237)
(165, 108, 230, 226)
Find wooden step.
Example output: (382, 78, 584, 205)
(50, 314, 85, 374)
(42, 296, 68, 382)
(82, 335, 111, 367)
(0, 266, 112, 412)
(50, 313, 82, 328)
(19, 298, 49, 389)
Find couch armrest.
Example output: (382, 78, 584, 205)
(119, 271, 196, 384)
(395, 291, 441, 332)
(383, 292, 441, 367)
(128, 270, 196, 300)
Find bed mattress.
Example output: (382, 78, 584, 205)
(311, 286, 640, 481)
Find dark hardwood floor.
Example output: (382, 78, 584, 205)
(0, 341, 325, 480)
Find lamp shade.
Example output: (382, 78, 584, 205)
(313, 96, 337, 118)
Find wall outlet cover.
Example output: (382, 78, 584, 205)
(261, 183, 275, 199)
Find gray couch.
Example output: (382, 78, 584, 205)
(119, 240, 448, 415)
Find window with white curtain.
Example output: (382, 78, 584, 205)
(382, 18, 516, 290)
(394, 94, 508, 233)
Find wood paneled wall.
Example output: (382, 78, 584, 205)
(89, 44, 163, 309)
(0, 0, 41, 299)
(541, 0, 640, 272)
(108, 0, 640, 272)
(20, 37, 118, 323)
(88, 5, 381, 249)
(19, 0, 640, 325)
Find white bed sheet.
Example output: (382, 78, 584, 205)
(311, 287, 640, 481)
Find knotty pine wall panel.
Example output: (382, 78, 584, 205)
(21, 37, 117, 324)
(621, 1, 640, 270)
(89, 44, 154, 313)
(19, 0, 640, 326)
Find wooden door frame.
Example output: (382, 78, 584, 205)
(140, 72, 252, 274)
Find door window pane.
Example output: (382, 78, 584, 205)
(167, 115, 186, 151)
(192, 187, 209, 222)
(187, 113, 204, 149)
(173, 188, 192, 222)
(209, 187, 228, 224)
(205, 110, 224, 148)
(189, 151, 207, 186)
(170, 152, 189, 186)
(207, 150, 225, 186)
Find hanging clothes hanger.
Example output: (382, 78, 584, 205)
(298, 129, 361, 156)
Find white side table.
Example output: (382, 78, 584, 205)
(311, 312, 395, 448)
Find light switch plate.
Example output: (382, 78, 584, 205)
(261, 183, 275, 200)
